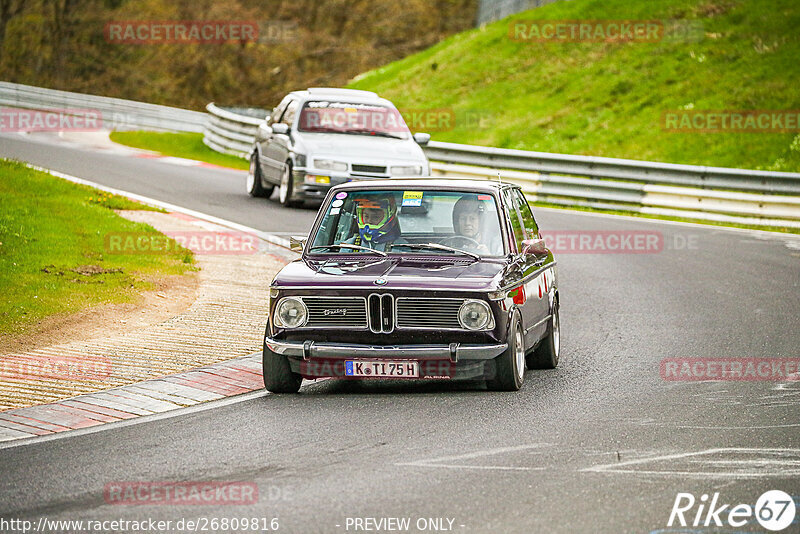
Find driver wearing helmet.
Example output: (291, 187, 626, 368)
(345, 194, 401, 251)
(452, 196, 492, 254)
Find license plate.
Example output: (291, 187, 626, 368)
(345, 360, 419, 378)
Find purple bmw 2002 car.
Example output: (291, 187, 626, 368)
(263, 178, 560, 392)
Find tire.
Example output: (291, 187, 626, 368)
(263, 344, 302, 393)
(278, 162, 296, 207)
(526, 300, 560, 370)
(487, 313, 525, 391)
(247, 153, 273, 198)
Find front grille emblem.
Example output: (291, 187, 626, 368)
(374, 277, 387, 285)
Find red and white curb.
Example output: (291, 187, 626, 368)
(0, 165, 299, 446)
(0, 353, 264, 443)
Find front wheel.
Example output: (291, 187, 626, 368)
(487, 314, 525, 391)
(247, 153, 273, 198)
(278, 163, 296, 207)
(263, 344, 302, 393)
(526, 300, 560, 369)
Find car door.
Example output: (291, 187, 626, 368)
(259, 97, 292, 183)
(503, 188, 550, 348)
(263, 98, 300, 181)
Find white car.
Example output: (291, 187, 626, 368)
(247, 88, 431, 206)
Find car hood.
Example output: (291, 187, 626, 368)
(297, 133, 426, 163)
(273, 257, 506, 292)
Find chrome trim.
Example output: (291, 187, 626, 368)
(270, 285, 499, 292)
(368, 293, 395, 334)
(265, 337, 508, 361)
(524, 314, 552, 335)
(494, 261, 557, 295)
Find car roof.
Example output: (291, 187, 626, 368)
(288, 88, 390, 106)
(331, 178, 517, 193)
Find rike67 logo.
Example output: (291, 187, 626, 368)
(668, 490, 796, 531)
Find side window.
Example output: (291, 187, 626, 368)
(268, 97, 291, 126)
(502, 189, 526, 253)
(280, 99, 300, 127)
(512, 189, 539, 238)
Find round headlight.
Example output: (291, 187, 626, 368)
(458, 300, 492, 330)
(275, 297, 308, 328)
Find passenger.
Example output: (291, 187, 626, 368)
(451, 196, 494, 254)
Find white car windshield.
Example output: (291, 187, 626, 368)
(297, 101, 409, 139)
(309, 189, 506, 257)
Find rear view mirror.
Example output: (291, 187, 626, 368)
(413, 132, 431, 146)
(271, 123, 290, 135)
(255, 122, 271, 143)
(289, 236, 306, 252)
(522, 238, 548, 256)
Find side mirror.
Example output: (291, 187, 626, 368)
(255, 122, 271, 143)
(289, 236, 307, 252)
(271, 123, 290, 136)
(522, 238, 548, 256)
(413, 132, 431, 146)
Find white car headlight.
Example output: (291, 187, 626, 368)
(390, 165, 423, 176)
(458, 300, 493, 330)
(314, 159, 348, 172)
(275, 297, 308, 328)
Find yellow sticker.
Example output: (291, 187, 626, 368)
(344, 107, 357, 113)
(402, 191, 423, 207)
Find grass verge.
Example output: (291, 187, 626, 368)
(348, 0, 800, 173)
(0, 159, 197, 338)
(109, 131, 249, 170)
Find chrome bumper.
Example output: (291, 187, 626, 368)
(265, 337, 507, 363)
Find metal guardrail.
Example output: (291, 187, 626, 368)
(424, 141, 800, 195)
(203, 104, 800, 228)
(203, 103, 262, 158)
(0, 81, 206, 133)
(4, 83, 795, 229)
(476, 0, 563, 25)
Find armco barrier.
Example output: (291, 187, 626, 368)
(3, 82, 798, 229)
(204, 104, 800, 228)
(0, 81, 206, 133)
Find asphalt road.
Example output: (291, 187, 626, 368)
(1, 132, 799, 533)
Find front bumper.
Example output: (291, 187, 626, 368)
(265, 337, 507, 362)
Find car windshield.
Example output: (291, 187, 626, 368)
(297, 101, 409, 139)
(309, 189, 505, 258)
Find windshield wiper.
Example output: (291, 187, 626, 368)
(345, 129, 405, 139)
(391, 243, 480, 261)
(309, 244, 388, 257)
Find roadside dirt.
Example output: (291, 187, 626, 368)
(0, 272, 199, 355)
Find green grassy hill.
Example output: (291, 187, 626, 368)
(348, 0, 800, 172)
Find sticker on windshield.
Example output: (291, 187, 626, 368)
(331, 199, 344, 208)
(335, 192, 348, 200)
(402, 191, 423, 207)
(330, 207, 341, 215)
